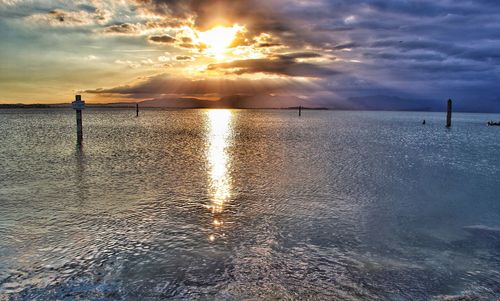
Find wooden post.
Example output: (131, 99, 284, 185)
(76, 110, 82, 143)
(136, 103, 139, 117)
(446, 99, 452, 128)
(72, 95, 85, 145)
(299, 105, 302, 117)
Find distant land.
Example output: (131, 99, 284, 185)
(0, 104, 52, 108)
(1, 95, 499, 113)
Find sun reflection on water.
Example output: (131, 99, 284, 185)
(205, 109, 233, 241)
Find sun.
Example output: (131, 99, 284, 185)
(198, 25, 242, 57)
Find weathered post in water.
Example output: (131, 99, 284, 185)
(72, 95, 85, 145)
(136, 103, 139, 117)
(299, 105, 302, 117)
(446, 98, 452, 128)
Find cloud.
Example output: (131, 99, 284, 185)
(134, 0, 293, 45)
(158, 54, 171, 62)
(175, 55, 193, 61)
(1, 0, 500, 110)
(114, 59, 141, 68)
(24, 8, 109, 26)
(148, 35, 176, 43)
(102, 23, 140, 34)
(273, 52, 323, 60)
(256, 42, 282, 48)
(84, 73, 313, 97)
(332, 42, 358, 50)
(208, 52, 338, 77)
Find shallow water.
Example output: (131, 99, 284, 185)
(0, 108, 499, 300)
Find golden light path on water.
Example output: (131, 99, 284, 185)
(205, 109, 233, 241)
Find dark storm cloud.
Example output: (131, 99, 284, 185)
(207, 53, 338, 77)
(274, 52, 323, 60)
(332, 42, 358, 50)
(283, 0, 500, 109)
(364, 1, 476, 17)
(363, 51, 447, 62)
(135, 0, 291, 38)
(256, 42, 282, 48)
(367, 39, 500, 64)
(84, 73, 310, 96)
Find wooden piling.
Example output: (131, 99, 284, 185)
(136, 103, 139, 117)
(299, 105, 302, 117)
(446, 99, 452, 128)
(72, 95, 85, 145)
(76, 109, 83, 144)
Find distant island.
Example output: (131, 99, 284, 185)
(0, 104, 52, 108)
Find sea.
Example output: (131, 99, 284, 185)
(0, 108, 499, 300)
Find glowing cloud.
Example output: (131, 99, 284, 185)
(197, 25, 244, 58)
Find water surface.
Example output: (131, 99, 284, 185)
(0, 109, 499, 300)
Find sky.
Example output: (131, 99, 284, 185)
(1, 0, 500, 111)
